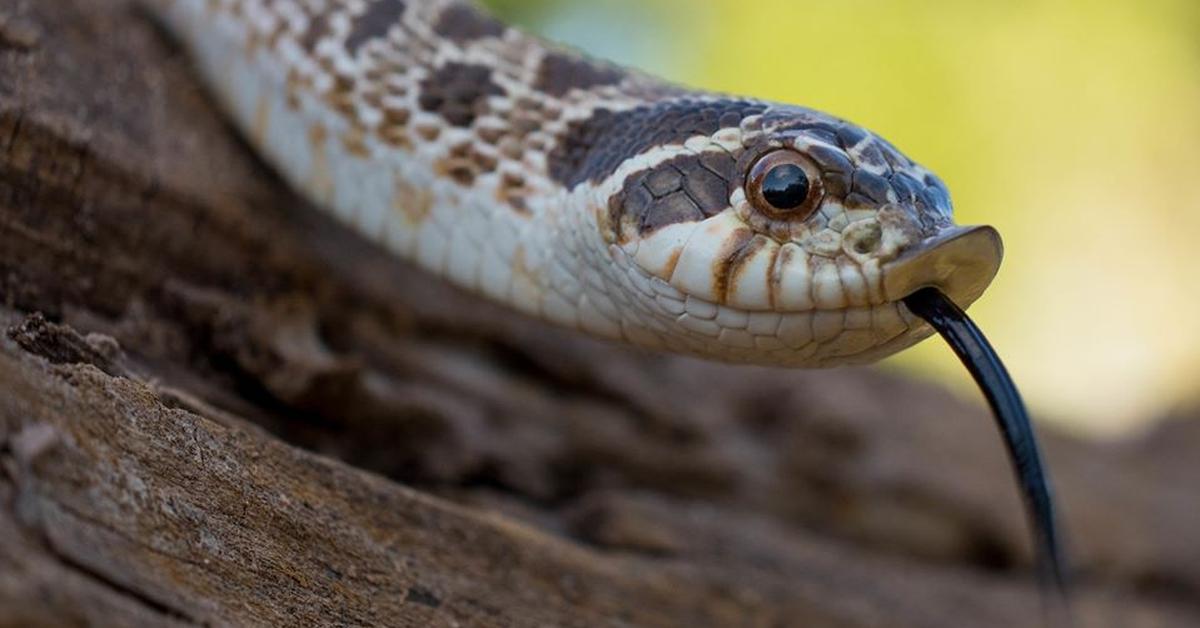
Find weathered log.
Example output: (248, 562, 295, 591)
(0, 0, 1197, 625)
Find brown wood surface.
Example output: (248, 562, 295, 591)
(0, 1, 1197, 626)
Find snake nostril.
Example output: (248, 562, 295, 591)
(854, 236, 876, 255)
(845, 221, 883, 256)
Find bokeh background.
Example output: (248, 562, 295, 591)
(484, 0, 1200, 437)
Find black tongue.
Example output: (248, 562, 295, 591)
(902, 287, 1072, 622)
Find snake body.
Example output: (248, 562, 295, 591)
(147, 0, 1003, 367)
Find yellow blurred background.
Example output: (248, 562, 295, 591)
(484, 0, 1200, 437)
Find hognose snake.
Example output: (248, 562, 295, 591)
(144, 0, 1068, 615)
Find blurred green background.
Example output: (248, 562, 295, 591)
(483, 0, 1200, 437)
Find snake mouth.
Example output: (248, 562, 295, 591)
(881, 225, 1004, 309)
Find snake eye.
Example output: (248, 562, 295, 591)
(747, 150, 823, 219)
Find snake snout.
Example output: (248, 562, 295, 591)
(881, 225, 1003, 310)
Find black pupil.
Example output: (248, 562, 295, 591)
(761, 164, 810, 210)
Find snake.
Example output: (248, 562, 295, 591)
(144, 0, 1069, 614)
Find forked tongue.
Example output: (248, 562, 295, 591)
(903, 287, 1072, 625)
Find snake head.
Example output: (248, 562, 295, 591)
(591, 99, 1001, 366)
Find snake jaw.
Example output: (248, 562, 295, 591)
(880, 225, 1004, 309)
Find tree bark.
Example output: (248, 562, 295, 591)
(0, 0, 1197, 626)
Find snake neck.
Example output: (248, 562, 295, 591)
(147, 0, 690, 321)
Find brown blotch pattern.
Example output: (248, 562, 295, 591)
(342, 127, 371, 158)
(415, 124, 441, 141)
(418, 62, 504, 128)
(299, 11, 330, 52)
(324, 74, 358, 118)
(345, 0, 407, 56)
(498, 172, 532, 214)
(393, 176, 433, 224)
(534, 51, 624, 98)
(436, 142, 501, 187)
(434, 3, 506, 43)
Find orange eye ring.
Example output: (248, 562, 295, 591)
(746, 150, 824, 220)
